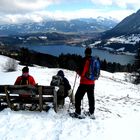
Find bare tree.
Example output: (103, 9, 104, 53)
(3, 58, 18, 72)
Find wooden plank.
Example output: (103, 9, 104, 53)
(42, 86, 55, 95)
(0, 85, 5, 93)
(7, 85, 37, 95)
(0, 95, 7, 99)
(7, 85, 36, 90)
(38, 86, 43, 112)
(53, 88, 57, 113)
(4, 86, 12, 109)
(9, 90, 33, 95)
(42, 97, 53, 102)
(0, 85, 7, 101)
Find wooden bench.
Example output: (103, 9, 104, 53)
(0, 85, 58, 112)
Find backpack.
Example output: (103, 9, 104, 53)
(85, 57, 100, 80)
(20, 76, 29, 85)
(50, 75, 65, 98)
(50, 75, 63, 87)
(19, 76, 31, 98)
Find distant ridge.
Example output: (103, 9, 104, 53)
(0, 17, 118, 35)
(104, 9, 140, 38)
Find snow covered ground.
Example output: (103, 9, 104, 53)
(108, 34, 140, 45)
(0, 55, 140, 140)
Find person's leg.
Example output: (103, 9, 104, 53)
(57, 86, 65, 107)
(75, 84, 85, 114)
(87, 84, 95, 114)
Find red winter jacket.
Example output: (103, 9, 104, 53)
(14, 74, 36, 97)
(14, 75, 36, 86)
(77, 57, 95, 85)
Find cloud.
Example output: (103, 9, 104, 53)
(0, 0, 139, 24)
(91, 0, 140, 10)
(0, 8, 136, 24)
(0, 0, 55, 14)
(0, 11, 54, 24)
(91, 0, 113, 6)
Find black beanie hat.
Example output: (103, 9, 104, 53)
(22, 66, 29, 73)
(57, 70, 64, 77)
(85, 47, 92, 56)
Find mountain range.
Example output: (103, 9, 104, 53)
(1, 9, 140, 55)
(92, 9, 140, 54)
(0, 17, 118, 36)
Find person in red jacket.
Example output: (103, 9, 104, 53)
(14, 66, 36, 110)
(71, 47, 98, 119)
(15, 66, 36, 85)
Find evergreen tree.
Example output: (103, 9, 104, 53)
(19, 48, 31, 66)
(134, 46, 140, 84)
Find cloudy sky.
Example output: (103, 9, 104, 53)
(0, 0, 140, 24)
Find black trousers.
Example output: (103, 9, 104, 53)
(75, 84, 95, 114)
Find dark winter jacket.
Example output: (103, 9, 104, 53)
(62, 76, 71, 97)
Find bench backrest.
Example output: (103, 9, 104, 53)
(0, 85, 57, 112)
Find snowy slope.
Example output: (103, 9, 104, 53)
(0, 55, 140, 140)
(108, 34, 140, 45)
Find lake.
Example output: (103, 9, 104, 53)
(22, 44, 135, 65)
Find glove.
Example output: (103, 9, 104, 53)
(68, 89, 75, 104)
(68, 89, 72, 96)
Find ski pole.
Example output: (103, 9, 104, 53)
(68, 72, 77, 112)
(81, 99, 84, 110)
(72, 72, 78, 97)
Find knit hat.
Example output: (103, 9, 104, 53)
(85, 47, 92, 56)
(22, 66, 29, 73)
(57, 70, 64, 77)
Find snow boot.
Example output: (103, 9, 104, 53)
(84, 111, 96, 119)
(69, 112, 85, 119)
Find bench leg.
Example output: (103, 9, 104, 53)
(4, 86, 12, 110)
(38, 86, 43, 112)
(53, 89, 58, 113)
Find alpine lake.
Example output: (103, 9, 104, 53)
(22, 44, 135, 65)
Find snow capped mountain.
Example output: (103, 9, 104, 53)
(0, 17, 118, 35)
(95, 9, 140, 54)
(104, 9, 140, 37)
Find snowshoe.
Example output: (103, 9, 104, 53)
(69, 112, 85, 119)
(83, 111, 96, 119)
(45, 106, 51, 112)
(30, 104, 37, 111)
(0, 105, 8, 111)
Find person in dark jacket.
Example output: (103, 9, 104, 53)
(71, 47, 100, 119)
(51, 70, 73, 107)
(57, 70, 71, 98)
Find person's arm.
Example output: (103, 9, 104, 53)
(76, 58, 85, 76)
(29, 76, 36, 86)
(14, 76, 21, 85)
(64, 78, 71, 90)
(81, 59, 90, 77)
